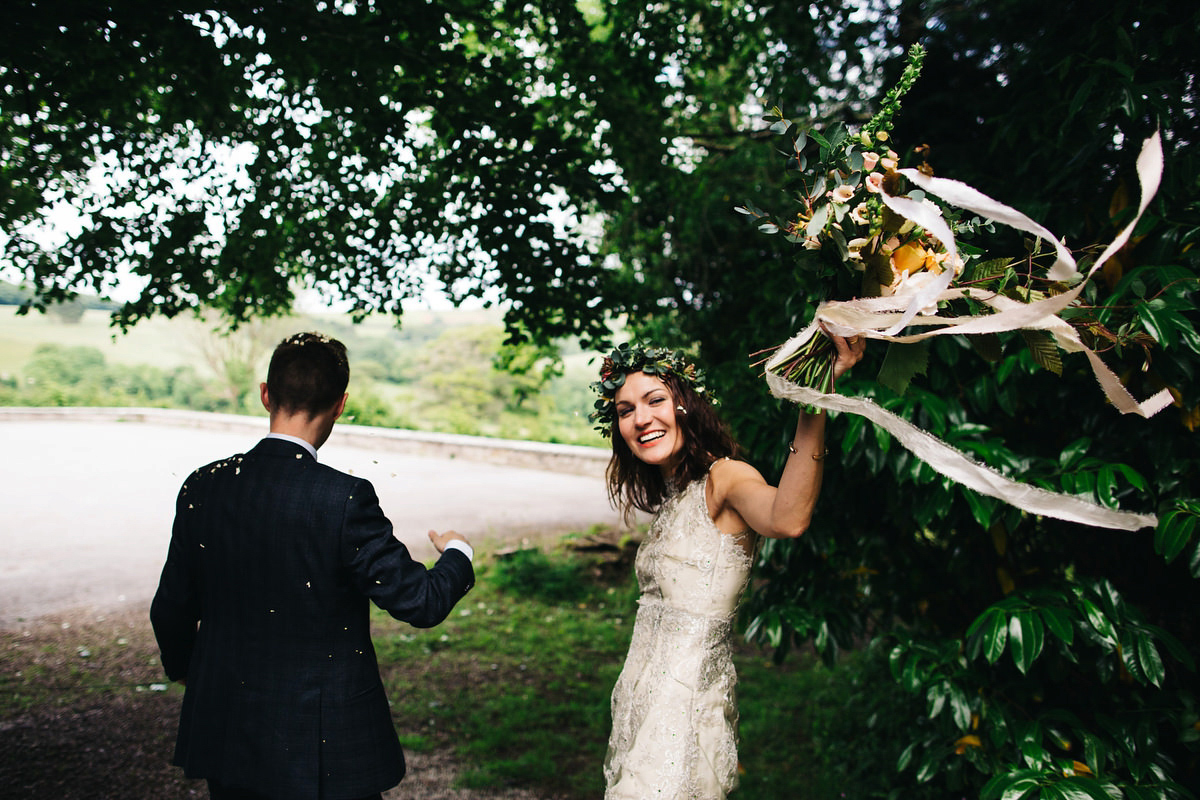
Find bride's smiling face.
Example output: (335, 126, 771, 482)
(614, 371, 684, 471)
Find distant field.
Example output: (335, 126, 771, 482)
(0, 305, 507, 379)
(0, 307, 196, 374)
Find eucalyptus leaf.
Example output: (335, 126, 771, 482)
(805, 203, 830, 238)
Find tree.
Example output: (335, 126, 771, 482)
(723, 2, 1200, 798)
(184, 314, 291, 411)
(1, 0, 881, 343)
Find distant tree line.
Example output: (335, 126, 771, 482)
(0, 343, 223, 410)
(0, 280, 118, 322)
(0, 325, 599, 446)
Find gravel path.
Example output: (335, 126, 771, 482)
(0, 418, 622, 628)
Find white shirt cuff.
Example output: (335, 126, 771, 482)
(443, 539, 474, 562)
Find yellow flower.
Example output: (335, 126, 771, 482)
(891, 241, 937, 277)
(954, 735, 982, 754)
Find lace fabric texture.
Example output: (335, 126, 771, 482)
(604, 473, 756, 800)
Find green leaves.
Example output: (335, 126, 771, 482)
(966, 581, 1187, 685)
(981, 769, 1043, 800)
(1008, 610, 1046, 674)
(1154, 500, 1200, 571)
(915, 580, 1198, 800)
(1020, 330, 1063, 376)
(877, 340, 931, 396)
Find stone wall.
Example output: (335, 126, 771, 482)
(0, 406, 611, 477)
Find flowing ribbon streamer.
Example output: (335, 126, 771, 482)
(766, 131, 1167, 530)
(767, 373, 1158, 531)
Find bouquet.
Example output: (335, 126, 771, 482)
(740, 45, 1009, 397)
(736, 45, 1172, 531)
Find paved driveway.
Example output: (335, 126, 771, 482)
(0, 419, 623, 628)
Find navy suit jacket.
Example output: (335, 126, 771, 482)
(150, 437, 474, 799)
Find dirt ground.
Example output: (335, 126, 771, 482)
(1, 420, 612, 797)
(0, 603, 557, 800)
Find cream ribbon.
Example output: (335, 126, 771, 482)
(766, 131, 1167, 531)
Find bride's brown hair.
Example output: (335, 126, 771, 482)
(605, 373, 740, 521)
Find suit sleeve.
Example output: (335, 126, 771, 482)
(149, 480, 202, 681)
(340, 480, 474, 628)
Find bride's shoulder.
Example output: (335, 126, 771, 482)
(707, 457, 766, 496)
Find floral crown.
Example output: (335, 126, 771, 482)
(589, 342, 709, 436)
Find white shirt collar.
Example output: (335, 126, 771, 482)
(265, 432, 318, 461)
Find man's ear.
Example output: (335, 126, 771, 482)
(259, 382, 272, 413)
(333, 392, 348, 420)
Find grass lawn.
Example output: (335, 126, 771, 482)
(373, 543, 842, 799)
(0, 538, 864, 798)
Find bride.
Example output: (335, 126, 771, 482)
(591, 335, 863, 799)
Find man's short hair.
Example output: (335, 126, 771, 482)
(266, 332, 350, 416)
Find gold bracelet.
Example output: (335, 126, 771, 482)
(789, 443, 829, 461)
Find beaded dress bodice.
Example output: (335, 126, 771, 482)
(603, 471, 756, 800)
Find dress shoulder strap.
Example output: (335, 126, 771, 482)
(707, 456, 731, 473)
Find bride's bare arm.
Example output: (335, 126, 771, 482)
(711, 332, 865, 538)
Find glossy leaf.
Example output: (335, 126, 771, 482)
(1059, 438, 1093, 469)
(949, 684, 972, 731)
(1155, 510, 1197, 564)
(1040, 606, 1074, 646)
(984, 609, 1009, 664)
(981, 769, 1041, 800)
(1078, 599, 1118, 648)
(927, 683, 947, 719)
(915, 748, 942, 784)
(1018, 611, 1046, 671)
(1048, 776, 1120, 800)
(1134, 633, 1165, 688)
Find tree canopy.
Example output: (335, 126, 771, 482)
(1, 0, 883, 340)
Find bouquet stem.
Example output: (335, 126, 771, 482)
(767, 333, 836, 413)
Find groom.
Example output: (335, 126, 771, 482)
(151, 332, 475, 800)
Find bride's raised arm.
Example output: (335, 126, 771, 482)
(710, 332, 865, 538)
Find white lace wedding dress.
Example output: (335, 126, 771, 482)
(603, 468, 757, 800)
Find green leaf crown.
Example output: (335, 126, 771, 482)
(589, 342, 709, 437)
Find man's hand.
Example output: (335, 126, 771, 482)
(428, 529, 470, 553)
